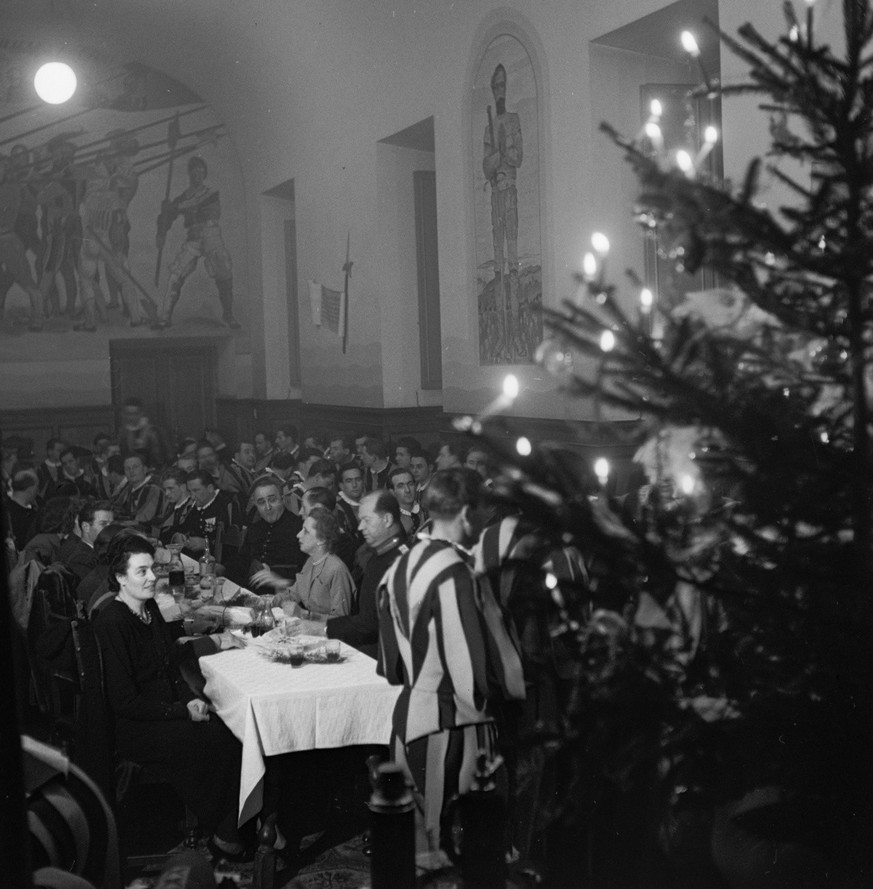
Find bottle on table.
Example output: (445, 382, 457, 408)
(167, 544, 185, 600)
(250, 598, 274, 637)
(198, 542, 216, 596)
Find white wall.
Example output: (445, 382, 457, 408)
(2, 0, 809, 420)
(375, 142, 440, 410)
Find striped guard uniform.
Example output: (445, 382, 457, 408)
(473, 514, 589, 611)
(377, 536, 525, 853)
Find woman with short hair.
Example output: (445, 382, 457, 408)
(253, 506, 354, 619)
(94, 533, 250, 860)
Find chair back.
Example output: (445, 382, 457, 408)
(27, 563, 84, 724)
(213, 522, 245, 564)
(24, 735, 122, 889)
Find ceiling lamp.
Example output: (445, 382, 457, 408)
(34, 62, 77, 104)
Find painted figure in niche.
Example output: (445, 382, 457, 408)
(474, 34, 542, 366)
(0, 154, 44, 330)
(35, 135, 83, 319)
(483, 62, 523, 359)
(78, 130, 156, 331)
(153, 155, 240, 329)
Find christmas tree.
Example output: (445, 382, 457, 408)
(467, 1, 873, 884)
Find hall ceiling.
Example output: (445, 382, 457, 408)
(592, 0, 721, 74)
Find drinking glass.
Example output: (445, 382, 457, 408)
(167, 544, 185, 601)
(212, 577, 226, 602)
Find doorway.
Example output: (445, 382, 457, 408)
(109, 338, 217, 446)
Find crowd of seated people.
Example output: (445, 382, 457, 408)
(5, 410, 545, 870)
(3, 409, 497, 626)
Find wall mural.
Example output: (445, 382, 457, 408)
(0, 48, 246, 361)
(473, 33, 542, 366)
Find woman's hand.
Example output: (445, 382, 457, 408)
(249, 563, 288, 590)
(187, 698, 211, 722)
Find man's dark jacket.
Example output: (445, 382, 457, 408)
(327, 530, 407, 659)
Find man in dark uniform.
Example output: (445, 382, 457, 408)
(226, 476, 303, 588)
(158, 467, 195, 544)
(114, 453, 164, 530)
(177, 469, 239, 556)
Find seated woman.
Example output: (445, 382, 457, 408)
(93, 533, 250, 860)
(252, 506, 354, 619)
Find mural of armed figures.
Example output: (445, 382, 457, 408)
(473, 33, 542, 366)
(0, 51, 245, 352)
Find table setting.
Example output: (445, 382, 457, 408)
(148, 546, 400, 822)
(194, 605, 400, 824)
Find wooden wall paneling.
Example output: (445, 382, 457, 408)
(1, 406, 116, 459)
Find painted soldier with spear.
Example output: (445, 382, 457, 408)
(153, 154, 240, 329)
(35, 134, 83, 319)
(0, 153, 44, 330)
(76, 129, 156, 330)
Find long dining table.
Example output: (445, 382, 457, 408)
(199, 635, 401, 824)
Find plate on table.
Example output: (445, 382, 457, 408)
(261, 645, 307, 665)
(259, 642, 347, 665)
(303, 645, 347, 664)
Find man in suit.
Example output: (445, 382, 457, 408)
(114, 453, 164, 530)
(59, 499, 114, 583)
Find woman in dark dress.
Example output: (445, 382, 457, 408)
(93, 533, 249, 859)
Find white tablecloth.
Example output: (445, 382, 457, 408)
(200, 639, 400, 823)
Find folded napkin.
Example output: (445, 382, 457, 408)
(198, 603, 256, 627)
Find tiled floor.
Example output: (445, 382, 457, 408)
(118, 775, 373, 889)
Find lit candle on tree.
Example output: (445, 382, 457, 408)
(594, 457, 610, 491)
(475, 374, 520, 422)
(695, 125, 719, 170)
(804, 0, 815, 50)
(594, 330, 615, 421)
(639, 287, 654, 332)
(676, 149, 695, 178)
(681, 30, 713, 93)
(591, 232, 610, 291)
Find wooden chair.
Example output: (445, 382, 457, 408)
(213, 522, 245, 565)
(26, 563, 87, 750)
(24, 734, 122, 889)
